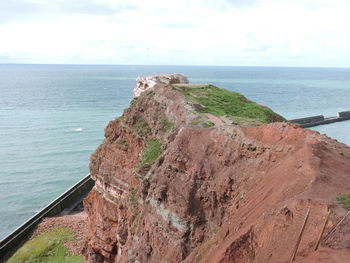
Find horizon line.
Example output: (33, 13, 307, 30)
(1, 62, 350, 70)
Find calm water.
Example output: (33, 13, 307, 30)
(1, 64, 350, 239)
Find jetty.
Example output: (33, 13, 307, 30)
(0, 174, 94, 260)
(289, 111, 350, 128)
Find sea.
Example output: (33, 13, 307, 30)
(0, 64, 350, 240)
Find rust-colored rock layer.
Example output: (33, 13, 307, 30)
(84, 77, 350, 263)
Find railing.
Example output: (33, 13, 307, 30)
(0, 174, 94, 260)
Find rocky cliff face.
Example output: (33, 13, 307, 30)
(84, 75, 350, 263)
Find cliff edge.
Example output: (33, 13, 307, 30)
(84, 74, 350, 263)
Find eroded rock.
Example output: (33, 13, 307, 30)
(84, 75, 350, 263)
(133, 73, 188, 98)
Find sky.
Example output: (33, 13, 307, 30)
(1, 0, 350, 67)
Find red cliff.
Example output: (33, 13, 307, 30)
(83, 75, 350, 263)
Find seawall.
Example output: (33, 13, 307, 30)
(0, 174, 94, 261)
(289, 111, 350, 128)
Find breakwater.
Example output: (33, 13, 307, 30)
(0, 174, 94, 260)
(290, 111, 350, 128)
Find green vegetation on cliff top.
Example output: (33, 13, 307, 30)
(6, 228, 84, 263)
(173, 84, 285, 124)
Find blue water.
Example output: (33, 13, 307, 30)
(0, 64, 350, 239)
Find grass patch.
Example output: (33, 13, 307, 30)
(173, 84, 285, 124)
(116, 139, 126, 145)
(139, 138, 162, 167)
(6, 228, 84, 263)
(133, 117, 151, 138)
(202, 121, 215, 128)
(115, 139, 127, 151)
(160, 117, 174, 133)
(173, 84, 209, 89)
(129, 97, 140, 109)
(128, 187, 138, 206)
(145, 89, 155, 96)
(336, 193, 350, 210)
(191, 120, 215, 128)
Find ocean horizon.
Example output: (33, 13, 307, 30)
(1, 64, 350, 240)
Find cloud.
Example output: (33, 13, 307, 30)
(201, 0, 260, 11)
(244, 44, 273, 53)
(0, 1, 41, 23)
(57, 0, 137, 16)
(224, 0, 260, 9)
(0, 0, 137, 24)
(1, 0, 350, 66)
(161, 22, 198, 29)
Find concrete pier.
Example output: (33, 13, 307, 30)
(290, 111, 350, 128)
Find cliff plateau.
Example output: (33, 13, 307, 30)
(84, 74, 350, 263)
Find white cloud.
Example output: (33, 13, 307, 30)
(1, 0, 350, 66)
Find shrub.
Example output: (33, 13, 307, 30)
(336, 193, 350, 210)
(133, 117, 151, 138)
